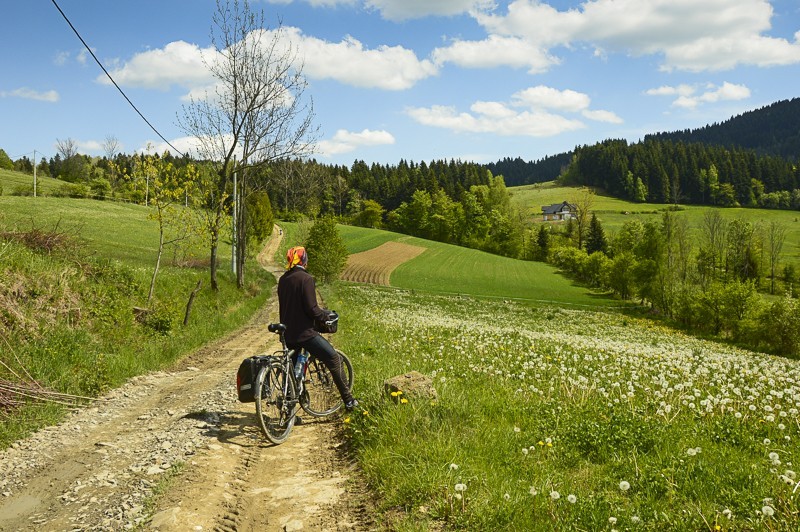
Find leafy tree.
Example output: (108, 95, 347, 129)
(305, 216, 348, 284)
(246, 190, 274, 246)
(351, 199, 384, 229)
(36, 158, 50, 177)
(607, 252, 636, 300)
(89, 177, 112, 199)
(135, 152, 201, 304)
(0, 149, 13, 170)
(13, 156, 33, 174)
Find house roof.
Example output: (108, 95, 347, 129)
(541, 201, 575, 214)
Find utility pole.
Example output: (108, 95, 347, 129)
(33, 149, 37, 197)
(231, 156, 237, 275)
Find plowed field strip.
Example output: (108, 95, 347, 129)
(342, 241, 427, 286)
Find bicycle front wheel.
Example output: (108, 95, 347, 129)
(255, 361, 296, 444)
(300, 350, 353, 417)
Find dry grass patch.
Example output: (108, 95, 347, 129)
(342, 241, 427, 286)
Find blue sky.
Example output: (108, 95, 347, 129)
(2, 0, 799, 168)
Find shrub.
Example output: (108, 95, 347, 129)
(759, 293, 800, 357)
(89, 178, 112, 199)
(305, 216, 348, 284)
(54, 183, 90, 198)
(11, 185, 33, 196)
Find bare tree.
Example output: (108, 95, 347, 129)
(56, 137, 79, 161)
(767, 221, 787, 294)
(570, 187, 595, 250)
(102, 135, 121, 186)
(700, 210, 727, 277)
(102, 135, 120, 161)
(177, 0, 317, 290)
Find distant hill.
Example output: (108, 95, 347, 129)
(645, 98, 800, 161)
(485, 152, 573, 187)
(489, 98, 800, 187)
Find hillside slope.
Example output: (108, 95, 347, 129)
(646, 97, 800, 160)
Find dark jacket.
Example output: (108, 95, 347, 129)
(277, 266, 326, 344)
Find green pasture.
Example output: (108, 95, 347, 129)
(510, 181, 800, 266)
(336, 225, 624, 308)
(0, 196, 222, 268)
(0, 167, 63, 196)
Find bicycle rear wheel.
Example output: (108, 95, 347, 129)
(300, 350, 353, 417)
(255, 360, 296, 444)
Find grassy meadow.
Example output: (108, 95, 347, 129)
(0, 195, 272, 447)
(325, 282, 800, 531)
(0, 167, 64, 197)
(510, 181, 800, 268)
(337, 225, 625, 308)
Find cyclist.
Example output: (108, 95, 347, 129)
(277, 246, 359, 412)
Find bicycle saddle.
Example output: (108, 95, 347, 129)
(268, 323, 287, 333)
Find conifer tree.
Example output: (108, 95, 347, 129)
(585, 213, 608, 255)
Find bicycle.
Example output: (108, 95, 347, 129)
(254, 322, 354, 444)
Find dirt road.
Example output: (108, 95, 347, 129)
(0, 226, 377, 531)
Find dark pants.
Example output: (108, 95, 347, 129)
(290, 335, 353, 404)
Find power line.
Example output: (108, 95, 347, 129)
(49, 0, 185, 157)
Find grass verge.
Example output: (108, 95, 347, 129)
(1, 198, 273, 448)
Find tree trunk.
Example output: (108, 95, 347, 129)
(148, 234, 164, 304)
(210, 241, 219, 292)
(183, 280, 203, 326)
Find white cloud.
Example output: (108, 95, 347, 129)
(0, 87, 60, 102)
(365, 0, 494, 21)
(101, 41, 216, 90)
(432, 35, 558, 73)
(581, 109, 624, 124)
(646, 81, 751, 109)
(406, 104, 586, 137)
(54, 51, 70, 66)
(474, 0, 800, 72)
(512, 86, 590, 112)
(284, 28, 437, 90)
(318, 128, 395, 156)
(76, 48, 93, 66)
(104, 28, 436, 95)
(139, 136, 208, 157)
(407, 84, 623, 136)
(263, 0, 492, 20)
(76, 140, 103, 153)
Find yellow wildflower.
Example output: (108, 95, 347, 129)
(400, 398, 409, 404)
(344, 417, 351, 424)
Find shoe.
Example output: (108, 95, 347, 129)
(345, 399, 360, 412)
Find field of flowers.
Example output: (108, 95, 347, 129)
(326, 283, 800, 530)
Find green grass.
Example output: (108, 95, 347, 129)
(327, 283, 800, 531)
(510, 181, 800, 267)
(0, 196, 271, 448)
(0, 196, 222, 268)
(337, 225, 625, 308)
(0, 167, 65, 196)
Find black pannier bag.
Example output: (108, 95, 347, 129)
(236, 356, 259, 402)
(314, 310, 339, 334)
